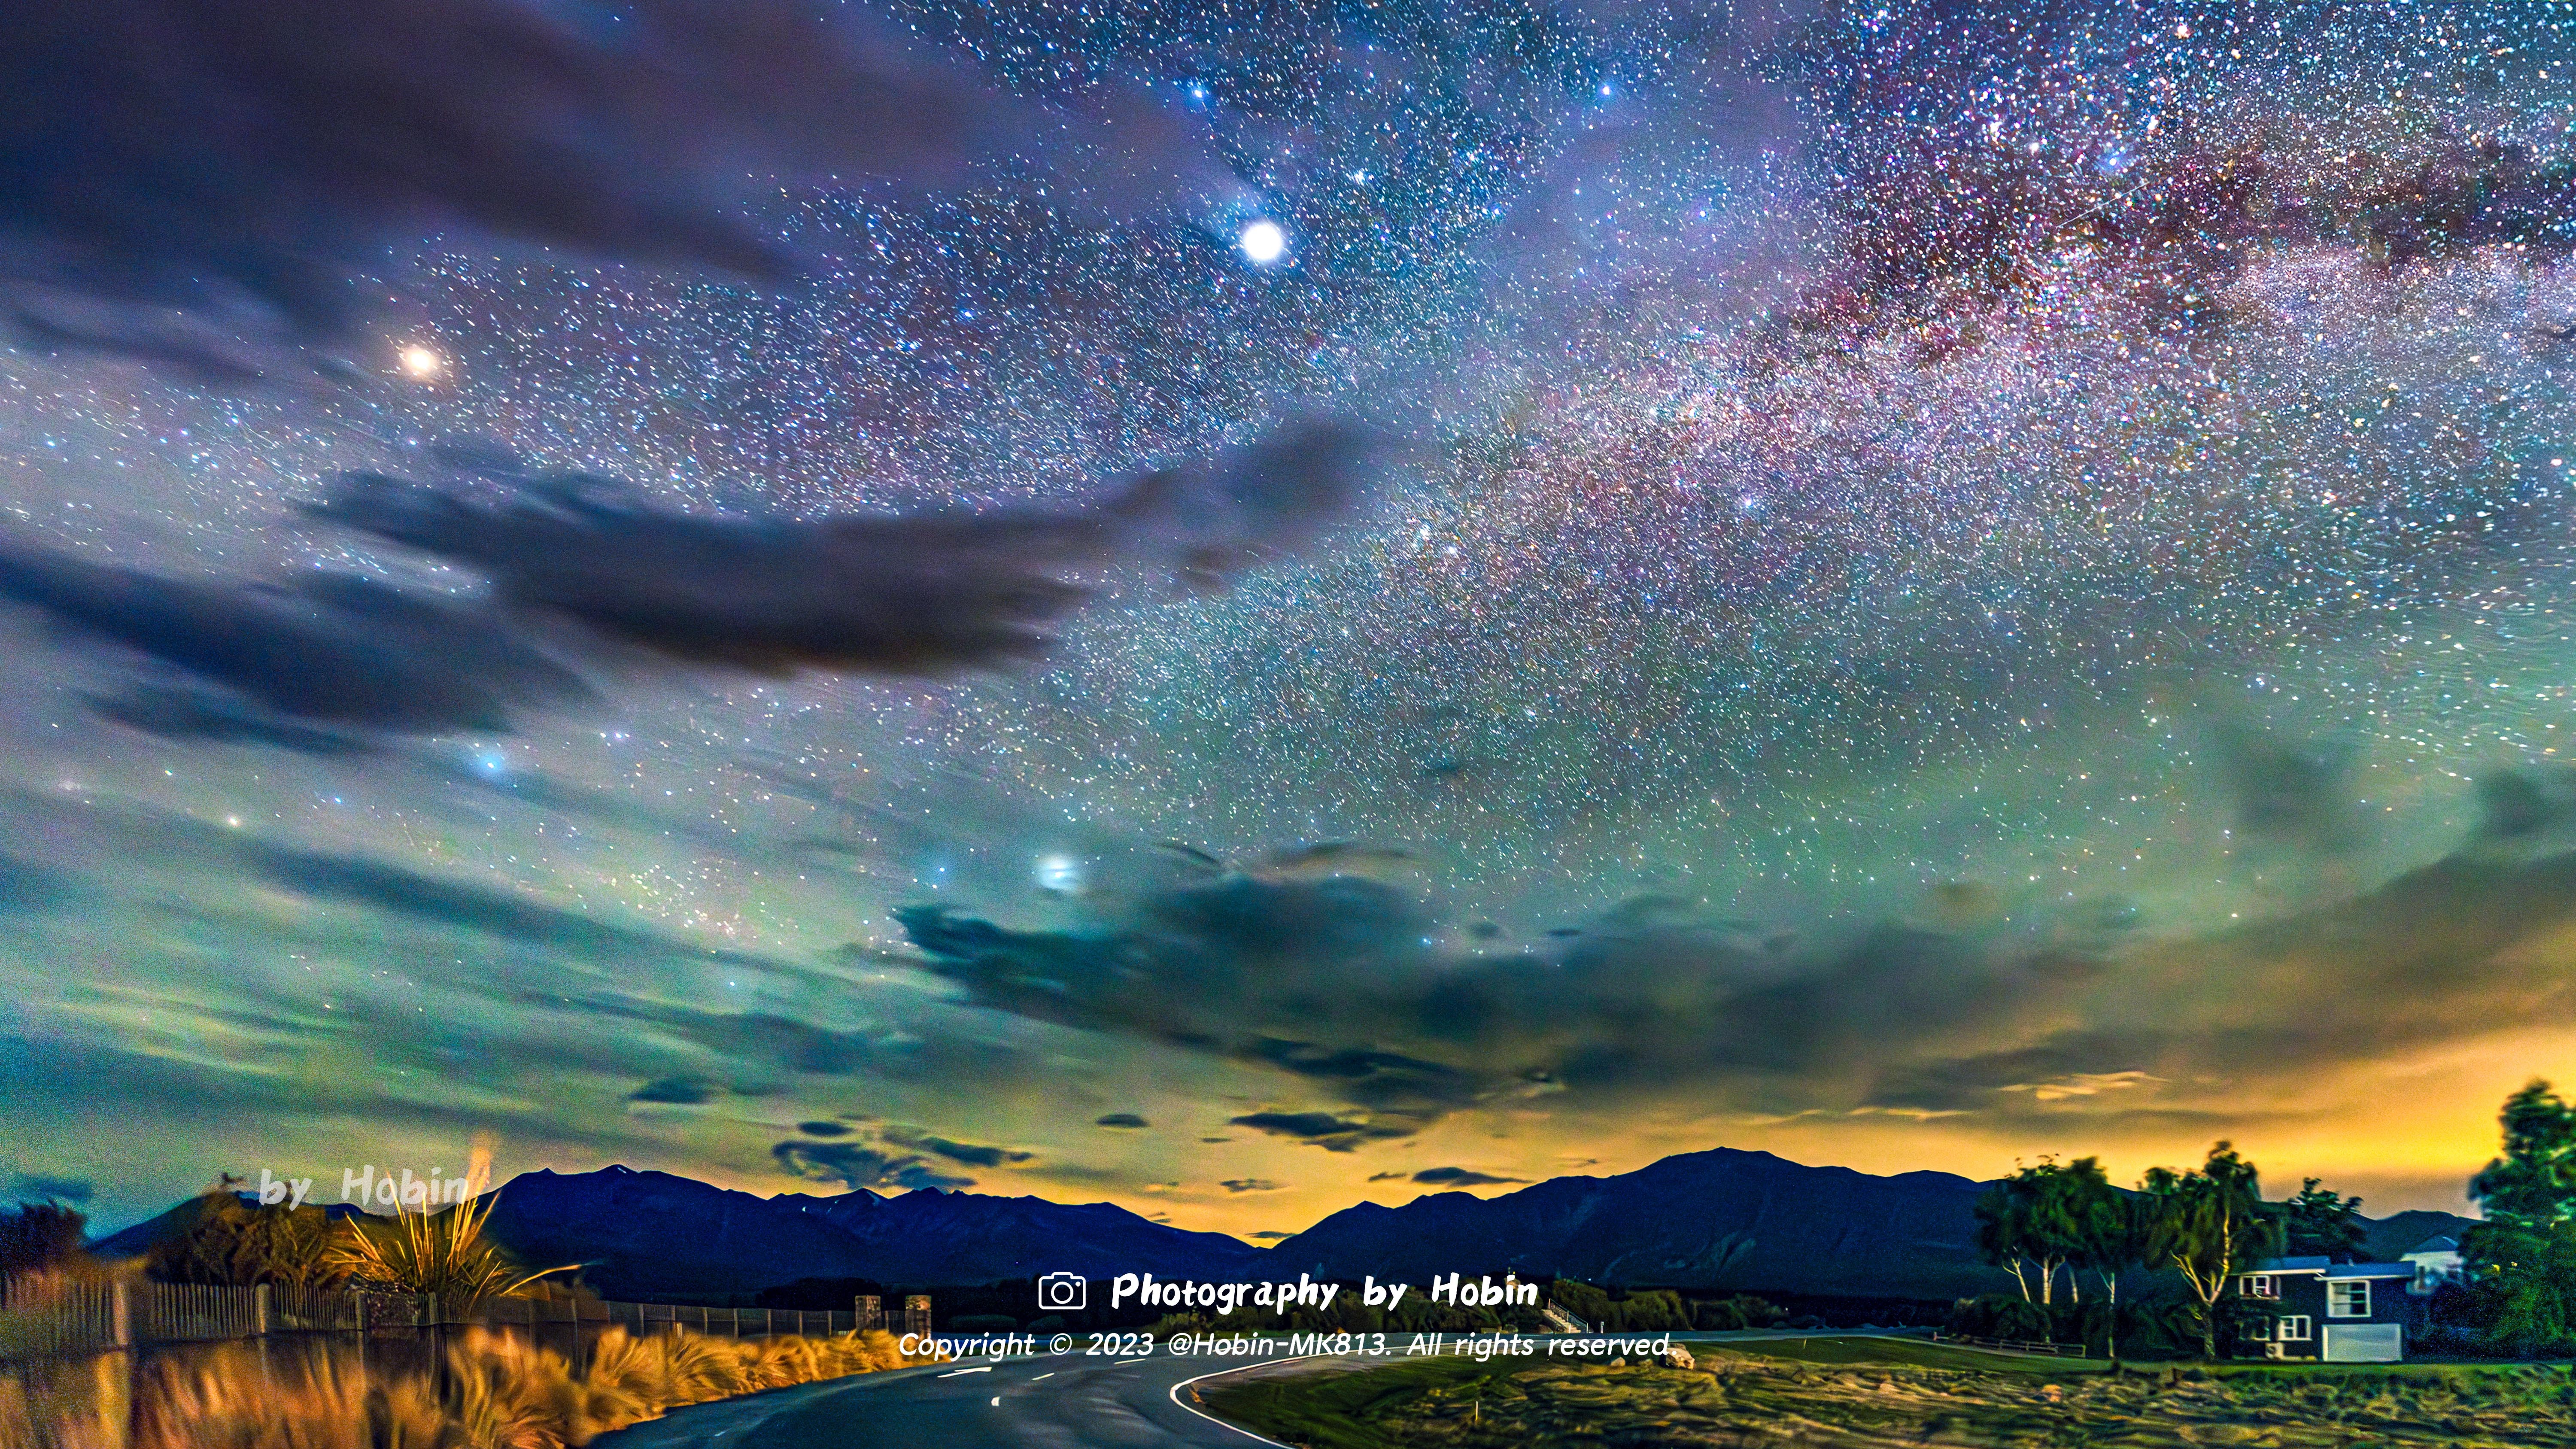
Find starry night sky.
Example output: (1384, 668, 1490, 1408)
(6, 0, 2576, 1236)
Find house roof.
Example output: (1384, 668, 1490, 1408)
(2324, 1263, 2416, 1279)
(2405, 1235, 2461, 1255)
(2251, 1257, 2414, 1278)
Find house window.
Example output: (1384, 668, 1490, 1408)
(2327, 1281, 2370, 1318)
(2245, 1317, 2272, 1340)
(2277, 1315, 2313, 1342)
(2241, 1274, 2278, 1299)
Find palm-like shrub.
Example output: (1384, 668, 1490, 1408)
(329, 1188, 571, 1307)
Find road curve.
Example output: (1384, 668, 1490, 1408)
(595, 1329, 1928, 1448)
(595, 1346, 1331, 1448)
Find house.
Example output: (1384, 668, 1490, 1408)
(2235, 1257, 2421, 1361)
(2400, 1234, 2466, 1294)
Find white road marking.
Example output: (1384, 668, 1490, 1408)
(1115, 1355, 1151, 1364)
(1166, 1355, 1335, 1446)
(936, 1367, 993, 1378)
(1030, 1372, 1055, 1380)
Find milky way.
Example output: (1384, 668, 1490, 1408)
(6, 1, 2576, 1233)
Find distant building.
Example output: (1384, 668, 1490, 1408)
(2236, 1257, 2420, 1361)
(2399, 1234, 2467, 1294)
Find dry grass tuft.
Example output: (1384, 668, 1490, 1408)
(5, 1325, 935, 1448)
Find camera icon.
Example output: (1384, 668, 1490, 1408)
(1036, 1272, 1087, 1311)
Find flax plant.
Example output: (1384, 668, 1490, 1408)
(328, 1149, 574, 1306)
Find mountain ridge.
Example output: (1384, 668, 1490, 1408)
(84, 1149, 2481, 1304)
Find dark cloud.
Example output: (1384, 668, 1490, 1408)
(1219, 1179, 1282, 1194)
(559, 991, 1028, 1090)
(0, 855, 77, 914)
(4, 425, 1377, 743)
(1163, 841, 1417, 883)
(882, 1127, 1032, 1168)
(897, 867, 2063, 1121)
(1860, 1036, 2146, 1114)
(2473, 766, 2576, 847)
(7, 1176, 93, 1203)
(0, 540, 589, 735)
(628, 1011, 906, 1079)
(2, 0, 1235, 373)
(899, 872, 1482, 1122)
(1094, 1114, 1150, 1130)
(86, 684, 380, 756)
(1410, 1167, 1525, 1187)
(1228, 1112, 1417, 1153)
(308, 419, 1381, 676)
(796, 1121, 851, 1138)
(627, 1078, 716, 1106)
(896, 825, 2576, 1133)
(240, 837, 767, 968)
(2219, 725, 2360, 854)
(1250, 1231, 1292, 1240)
(770, 1141, 974, 1192)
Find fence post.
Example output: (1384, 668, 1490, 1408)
(111, 1280, 131, 1349)
(255, 1283, 271, 1336)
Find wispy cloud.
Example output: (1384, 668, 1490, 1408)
(1, 0, 1239, 375)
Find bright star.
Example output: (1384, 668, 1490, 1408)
(1238, 221, 1288, 265)
(1036, 854, 1083, 893)
(398, 344, 444, 379)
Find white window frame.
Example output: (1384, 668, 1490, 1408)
(2241, 1274, 2278, 1299)
(2277, 1315, 2313, 1342)
(2326, 1281, 2370, 1318)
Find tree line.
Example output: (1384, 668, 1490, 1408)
(1969, 1078, 2576, 1358)
(0, 1170, 568, 1305)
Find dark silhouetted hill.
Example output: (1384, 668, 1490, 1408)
(476, 1166, 1268, 1299)
(1268, 1147, 2016, 1299)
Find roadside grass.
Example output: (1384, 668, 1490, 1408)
(1202, 1336, 2576, 1448)
(1, 1325, 936, 1447)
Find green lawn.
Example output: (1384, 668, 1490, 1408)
(1687, 1335, 2114, 1374)
(1201, 1336, 2576, 1447)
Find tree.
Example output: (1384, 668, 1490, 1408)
(147, 1176, 344, 1289)
(2463, 1080, 2576, 1351)
(1976, 1159, 2082, 1308)
(2057, 1157, 2147, 1358)
(2142, 1142, 2281, 1359)
(0, 1199, 90, 1285)
(1974, 1177, 2035, 1303)
(2276, 1178, 2366, 1261)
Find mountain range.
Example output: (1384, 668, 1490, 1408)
(88, 1150, 2479, 1304)
(1271, 1148, 2009, 1299)
(475, 1166, 1270, 1299)
(1271, 1149, 2479, 1300)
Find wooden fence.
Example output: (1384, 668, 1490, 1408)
(0, 1281, 875, 1364)
(1927, 1329, 2090, 1357)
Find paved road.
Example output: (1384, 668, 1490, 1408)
(597, 1329, 1929, 1448)
(596, 1346, 1326, 1448)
